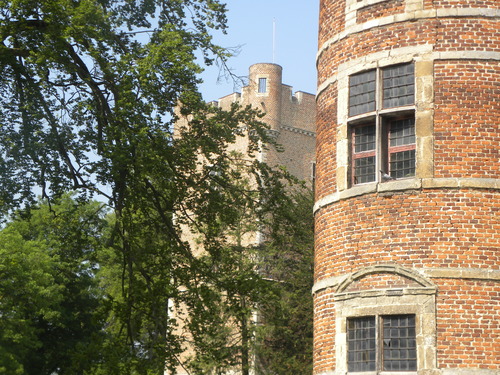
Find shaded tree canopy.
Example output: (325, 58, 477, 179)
(0, 195, 108, 374)
(0, 0, 238, 211)
(0, 1, 314, 374)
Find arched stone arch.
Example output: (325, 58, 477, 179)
(336, 263, 435, 294)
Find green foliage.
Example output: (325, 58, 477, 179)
(0, 195, 109, 375)
(0, 0, 314, 374)
(254, 189, 315, 375)
(0, 0, 231, 210)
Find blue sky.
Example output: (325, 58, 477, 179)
(198, 0, 319, 101)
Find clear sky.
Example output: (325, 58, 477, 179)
(198, 0, 319, 101)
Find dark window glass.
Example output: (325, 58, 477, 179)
(258, 77, 267, 93)
(352, 124, 376, 184)
(382, 315, 417, 371)
(354, 125, 376, 152)
(390, 118, 415, 147)
(390, 150, 415, 178)
(347, 317, 376, 372)
(349, 70, 376, 116)
(354, 156, 376, 184)
(383, 63, 414, 108)
(389, 118, 416, 178)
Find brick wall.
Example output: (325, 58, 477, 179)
(356, 0, 406, 24)
(314, 0, 499, 373)
(315, 190, 500, 281)
(436, 279, 499, 369)
(434, 60, 500, 178)
(313, 290, 337, 375)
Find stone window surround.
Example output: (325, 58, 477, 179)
(314, 48, 500, 213)
(348, 63, 416, 185)
(255, 74, 270, 96)
(313, 266, 500, 375)
(336, 47, 434, 192)
(332, 265, 439, 375)
(347, 314, 418, 373)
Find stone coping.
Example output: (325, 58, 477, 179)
(280, 124, 316, 137)
(314, 177, 500, 213)
(334, 287, 436, 302)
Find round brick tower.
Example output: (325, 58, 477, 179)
(314, 1, 499, 374)
(247, 63, 283, 132)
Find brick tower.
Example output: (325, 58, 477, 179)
(314, 1, 499, 375)
(172, 63, 316, 375)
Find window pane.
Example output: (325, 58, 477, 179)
(383, 63, 414, 108)
(354, 125, 376, 152)
(349, 69, 376, 116)
(390, 118, 415, 147)
(258, 77, 267, 93)
(352, 124, 376, 185)
(355, 157, 376, 184)
(347, 317, 376, 372)
(388, 118, 415, 179)
(390, 150, 415, 178)
(382, 315, 417, 371)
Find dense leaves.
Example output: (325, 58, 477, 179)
(255, 190, 315, 374)
(0, 0, 314, 374)
(0, 195, 108, 374)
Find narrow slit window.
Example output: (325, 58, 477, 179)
(258, 77, 267, 93)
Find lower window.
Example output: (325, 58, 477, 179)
(347, 314, 417, 372)
(350, 116, 415, 185)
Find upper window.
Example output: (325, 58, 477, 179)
(347, 314, 417, 373)
(349, 63, 414, 116)
(258, 77, 267, 93)
(348, 63, 415, 185)
(382, 64, 415, 109)
(349, 69, 376, 116)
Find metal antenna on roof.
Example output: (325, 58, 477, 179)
(273, 18, 276, 63)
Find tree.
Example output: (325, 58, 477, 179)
(254, 188, 315, 375)
(0, 1, 293, 373)
(0, 195, 109, 375)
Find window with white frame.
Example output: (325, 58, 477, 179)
(258, 77, 267, 93)
(349, 63, 415, 186)
(347, 314, 417, 373)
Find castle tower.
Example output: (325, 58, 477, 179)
(220, 63, 317, 183)
(314, 1, 499, 374)
(246, 63, 284, 133)
(172, 63, 316, 374)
